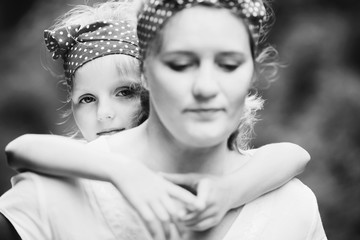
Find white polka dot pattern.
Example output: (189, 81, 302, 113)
(44, 21, 139, 83)
(137, 0, 267, 59)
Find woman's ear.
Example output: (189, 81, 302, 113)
(252, 63, 258, 84)
(141, 73, 149, 90)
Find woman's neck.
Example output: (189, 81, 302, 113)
(141, 116, 230, 175)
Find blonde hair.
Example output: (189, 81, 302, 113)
(230, 0, 280, 151)
(50, 0, 137, 31)
(45, 0, 142, 138)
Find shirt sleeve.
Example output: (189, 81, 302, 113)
(305, 193, 328, 240)
(0, 172, 52, 240)
(278, 179, 328, 240)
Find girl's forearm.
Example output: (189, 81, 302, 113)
(224, 142, 310, 209)
(5, 134, 125, 182)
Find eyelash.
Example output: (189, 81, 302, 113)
(77, 85, 141, 104)
(217, 63, 240, 72)
(166, 60, 242, 72)
(116, 86, 141, 98)
(79, 95, 96, 104)
(167, 62, 196, 72)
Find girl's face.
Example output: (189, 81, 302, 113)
(144, 6, 254, 148)
(72, 55, 141, 141)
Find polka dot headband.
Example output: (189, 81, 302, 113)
(137, 0, 267, 59)
(44, 21, 140, 84)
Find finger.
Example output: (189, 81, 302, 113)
(182, 207, 216, 226)
(180, 210, 201, 222)
(135, 203, 163, 240)
(196, 178, 212, 210)
(172, 220, 186, 238)
(160, 173, 197, 186)
(160, 195, 185, 220)
(187, 217, 219, 231)
(167, 184, 200, 211)
(150, 201, 171, 240)
(161, 173, 200, 195)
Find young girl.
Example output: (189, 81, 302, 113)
(1, 1, 313, 239)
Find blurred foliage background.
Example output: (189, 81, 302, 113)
(0, 0, 359, 239)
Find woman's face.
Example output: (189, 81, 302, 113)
(144, 6, 254, 148)
(72, 55, 141, 141)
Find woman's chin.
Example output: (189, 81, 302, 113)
(178, 130, 228, 149)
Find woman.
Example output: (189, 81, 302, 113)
(114, 0, 325, 238)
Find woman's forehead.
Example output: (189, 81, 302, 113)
(160, 7, 251, 53)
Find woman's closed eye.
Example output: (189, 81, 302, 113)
(79, 95, 96, 104)
(217, 62, 240, 72)
(167, 61, 196, 72)
(216, 53, 246, 72)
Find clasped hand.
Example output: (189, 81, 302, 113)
(108, 159, 232, 240)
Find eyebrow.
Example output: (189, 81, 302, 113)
(162, 50, 247, 56)
(216, 51, 247, 57)
(161, 51, 196, 58)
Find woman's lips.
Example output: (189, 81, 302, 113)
(184, 108, 225, 119)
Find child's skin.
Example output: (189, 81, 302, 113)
(5, 25, 310, 240)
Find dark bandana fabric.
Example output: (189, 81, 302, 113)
(44, 21, 139, 84)
(137, 0, 267, 59)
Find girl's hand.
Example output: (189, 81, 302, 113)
(106, 157, 199, 240)
(162, 173, 233, 231)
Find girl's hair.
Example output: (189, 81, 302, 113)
(141, 0, 280, 152)
(45, 0, 144, 138)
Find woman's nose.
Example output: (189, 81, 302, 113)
(192, 65, 219, 100)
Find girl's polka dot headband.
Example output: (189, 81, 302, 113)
(137, 0, 267, 59)
(44, 21, 140, 85)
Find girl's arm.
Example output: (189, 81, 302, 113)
(164, 142, 310, 231)
(6, 134, 114, 180)
(5, 134, 199, 239)
(224, 142, 310, 208)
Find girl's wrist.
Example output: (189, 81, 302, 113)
(103, 154, 126, 183)
(215, 177, 236, 210)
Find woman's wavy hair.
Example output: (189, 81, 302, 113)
(139, 0, 281, 152)
(43, 0, 143, 138)
(229, 0, 280, 152)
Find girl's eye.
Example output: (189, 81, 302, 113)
(79, 95, 96, 104)
(115, 86, 139, 98)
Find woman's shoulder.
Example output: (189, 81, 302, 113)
(273, 178, 319, 209)
(262, 179, 324, 237)
(232, 179, 326, 239)
(271, 179, 326, 238)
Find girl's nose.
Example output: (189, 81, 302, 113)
(97, 100, 115, 121)
(97, 112, 114, 121)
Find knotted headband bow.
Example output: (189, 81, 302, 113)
(137, 0, 267, 59)
(44, 21, 140, 84)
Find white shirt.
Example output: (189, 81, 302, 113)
(223, 178, 327, 240)
(0, 137, 327, 240)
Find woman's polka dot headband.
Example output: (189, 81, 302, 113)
(44, 21, 140, 84)
(137, 0, 267, 59)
